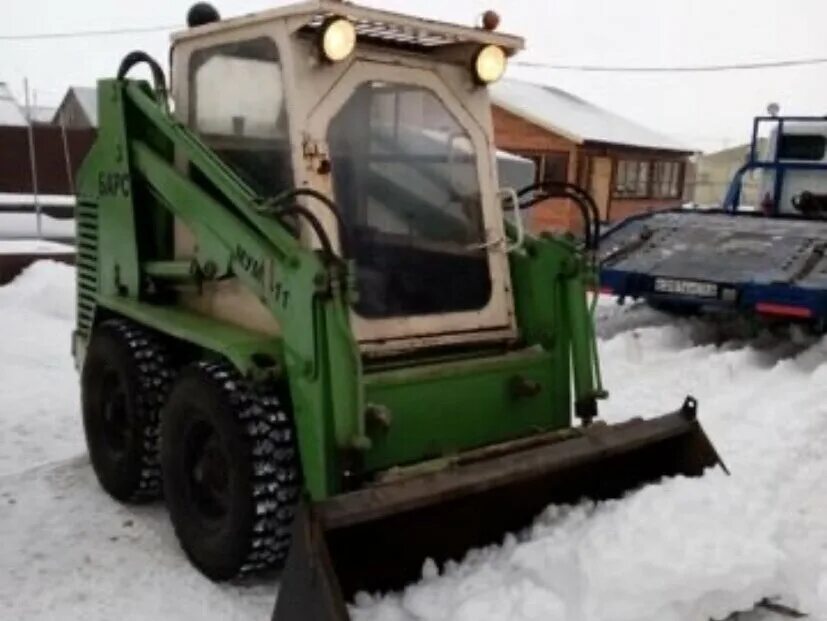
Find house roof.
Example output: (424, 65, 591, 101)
(71, 87, 98, 126)
(490, 78, 691, 153)
(0, 83, 27, 126)
(54, 86, 98, 127)
(28, 105, 56, 124)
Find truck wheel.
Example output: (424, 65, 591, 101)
(161, 361, 301, 580)
(81, 319, 172, 503)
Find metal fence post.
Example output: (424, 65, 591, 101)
(23, 79, 42, 239)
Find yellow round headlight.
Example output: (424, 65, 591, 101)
(321, 18, 356, 62)
(474, 45, 507, 84)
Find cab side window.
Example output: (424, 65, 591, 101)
(189, 37, 293, 196)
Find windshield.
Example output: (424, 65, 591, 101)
(327, 82, 492, 319)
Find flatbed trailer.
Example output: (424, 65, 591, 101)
(600, 209, 827, 324)
(599, 115, 827, 327)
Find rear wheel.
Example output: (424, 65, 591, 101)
(81, 319, 172, 503)
(161, 361, 300, 580)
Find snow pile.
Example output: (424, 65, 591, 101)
(352, 302, 827, 621)
(353, 473, 781, 621)
(0, 259, 76, 321)
(1, 265, 826, 621)
(0, 261, 79, 477)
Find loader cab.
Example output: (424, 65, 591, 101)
(170, 1, 525, 356)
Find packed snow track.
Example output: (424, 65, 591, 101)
(1, 261, 824, 620)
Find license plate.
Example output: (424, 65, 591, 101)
(653, 278, 718, 298)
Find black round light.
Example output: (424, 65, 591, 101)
(187, 3, 221, 28)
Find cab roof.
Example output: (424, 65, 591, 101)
(171, 0, 524, 55)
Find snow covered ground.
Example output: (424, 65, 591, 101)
(0, 261, 79, 477)
(1, 262, 825, 620)
(0, 262, 275, 621)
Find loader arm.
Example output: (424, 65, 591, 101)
(76, 78, 364, 499)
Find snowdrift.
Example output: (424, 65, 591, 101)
(2, 264, 826, 620)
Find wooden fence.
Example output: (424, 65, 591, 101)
(0, 125, 95, 195)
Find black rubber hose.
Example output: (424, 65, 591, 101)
(518, 180, 599, 216)
(116, 51, 168, 104)
(261, 188, 350, 258)
(520, 184, 601, 233)
(275, 204, 337, 262)
(521, 190, 594, 249)
(518, 181, 601, 239)
(517, 181, 601, 249)
(565, 184, 602, 242)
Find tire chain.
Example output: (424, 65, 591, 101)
(106, 319, 174, 501)
(196, 360, 302, 575)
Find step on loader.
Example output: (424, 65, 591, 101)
(72, 3, 724, 619)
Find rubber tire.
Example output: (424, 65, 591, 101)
(81, 319, 172, 503)
(161, 361, 300, 581)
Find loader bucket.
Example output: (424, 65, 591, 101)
(272, 397, 723, 621)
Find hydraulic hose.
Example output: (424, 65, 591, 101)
(520, 189, 593, 249)
(517, 181, 602, 250)
(116, 50, 169, 109)
(273, 204, 337, 263)
(259, 188, 350, 259)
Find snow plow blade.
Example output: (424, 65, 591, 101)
(272, 397, 723, 621)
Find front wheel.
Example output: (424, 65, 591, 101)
(161, 361, 300, 580)
(81, 319, 172, 503)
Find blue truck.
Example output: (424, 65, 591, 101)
(599, 115, 827, 327)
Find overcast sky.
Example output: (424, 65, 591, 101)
(4, 0, 827, 152)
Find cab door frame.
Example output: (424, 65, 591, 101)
(304, 61, 517, 354)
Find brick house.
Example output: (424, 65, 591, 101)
(490, 79, 694, 232)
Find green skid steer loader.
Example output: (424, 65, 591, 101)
(72, 2, 724, 619)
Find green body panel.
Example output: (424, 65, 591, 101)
(362, 348, 566, 471)
(74, 78, 605, 501)
(90, 82, 141, 300)
(509, 234, 603, 409)
(97, 295, 285, 377)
